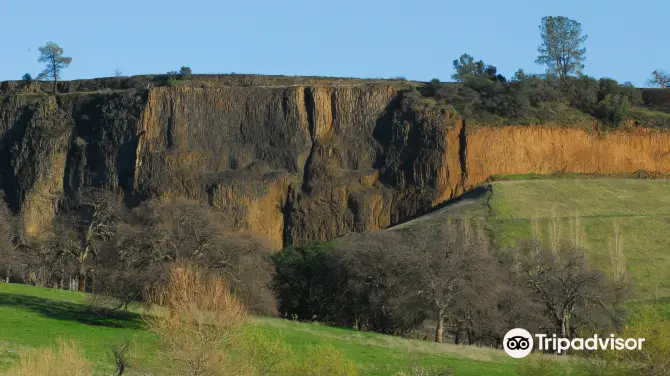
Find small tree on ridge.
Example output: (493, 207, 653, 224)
(647, 70, 670, 88)
(36, 41, 72, 93)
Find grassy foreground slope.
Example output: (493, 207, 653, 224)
(0, 283, 524, 376)
(398, 177, 670, 299)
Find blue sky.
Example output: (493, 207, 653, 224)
(1, 0, 667, 86)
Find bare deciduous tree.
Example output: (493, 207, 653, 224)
(21, 233, 65, 288)
(56, 189, 120, 292)
(405, 219, 494, 343)
(98, 198, 276, 314)
(514, 240, 626, 338)
(647, 70, 670, 88)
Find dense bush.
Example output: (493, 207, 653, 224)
(422, 55, 651, 127)
(179, 66, 193, 78)
(273, 242, 344, 322)
(274, 236, 429, 335)
(595, 94, 629, 125)
(424, 78, 443, 97)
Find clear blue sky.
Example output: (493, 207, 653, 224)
(1, 0, 667, 86)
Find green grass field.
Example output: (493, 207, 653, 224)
(402, 177, 670, 299)
(0, 283, 530, 376)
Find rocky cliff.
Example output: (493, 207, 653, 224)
(1, 76, 669, 248)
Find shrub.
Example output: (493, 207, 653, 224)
(4, 340, 92, 376)
(597, 78, 643, 106)
(595, 94, 629, 125)
(144, 264, 248, 376)
(144, 264, 360, 375)
(620, 82, 643, 106)
(165, 70, 180, 86)
(565, 75, 599, 112)
(424, 78, 443, 97)
(180, 66, 193, 79)
(21, 73, 32, 83)
(73, 136, 87, 149)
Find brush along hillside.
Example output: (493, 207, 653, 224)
(1, 73, 670, 249)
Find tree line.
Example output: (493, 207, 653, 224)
(424, 60, 647, 127)
(415, 16, 669, 129)
(0, 189, 277, 315)
(274, 219, 630, 346)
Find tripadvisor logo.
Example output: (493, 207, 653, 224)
(503, 328, 646, 358)
(503, 328, 534, 358)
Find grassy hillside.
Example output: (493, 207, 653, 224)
(397, 176, 670, 299)
(0, 283, 529, 376)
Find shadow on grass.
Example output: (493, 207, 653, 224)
(0, 292, 144, 330)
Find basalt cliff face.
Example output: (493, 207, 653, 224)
(1, 76, 669, 248)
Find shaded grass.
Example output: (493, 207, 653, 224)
(0, 284, 161, 375)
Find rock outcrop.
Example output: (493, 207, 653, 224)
(1, 76, 669, 249)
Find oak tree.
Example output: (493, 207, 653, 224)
(56, 188, 120, 292)
(647, 70, 670, 88)
(452, 54, 503, 82)
(98, 199, 276, 313)
(512, 240, 626, 338)
(407, 219, 495, 343)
